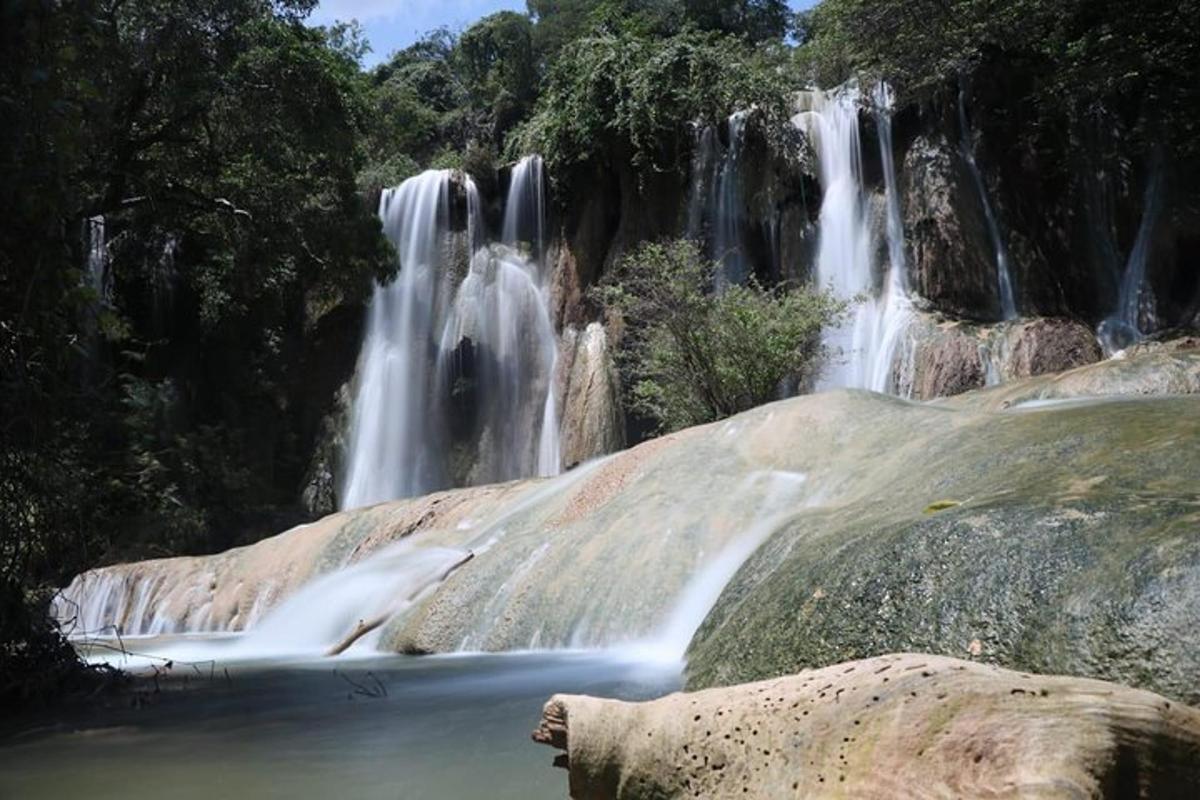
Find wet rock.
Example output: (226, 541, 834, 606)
(535, 654, 1200, 799)
(942, 347, 1200, 411)
(557, 322, 624, 469)
(301, 382, 352, 517)
(902, 135, 1000, 320)
(902, 313, 1103, 400)
(904, 319, 986, 399)
(688, 385, 1200, 703)
(62, 352, 1200, 700)
(1004, 317, 1103, 378)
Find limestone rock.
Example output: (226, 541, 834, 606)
(60, 352, 1200, 702)
(905, 319, 985, 399)
(902, 313, 1103, 400)
(301, 382, 352, 516)
(558, 322, 625, 469)
(943, 347, 1200, 411)
(535, 654, 1200, 799)
(1003, 317, 1103, 379)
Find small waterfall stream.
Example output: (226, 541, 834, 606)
(687, 112, 752, 289)
(1098, 164, 1165, 353)
(342, 171, 461, 508)
(957, 85, 1018, 320)
(501, 155, 561, 477)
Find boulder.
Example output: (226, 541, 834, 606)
(1003, 317, 1103, 379)
(902, 313, 1104, 400)
(534, 653, 1200, 799)
(687, 383, 1200, 703)
(942, 346, 1200, 412)
(903, 318, 986, 399)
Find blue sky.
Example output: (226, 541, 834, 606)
(311, 1, 818, 66)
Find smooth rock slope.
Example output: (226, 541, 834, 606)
(58, 352, 1200, 702)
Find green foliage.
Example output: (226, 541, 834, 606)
(0, 0, 391, 704)
(796, 0, 1200, 161)
(513, 29, 797, 177)
(599, 240, 843, 432)
(359, 1, 799, 186)
(458, 12, 538, 137)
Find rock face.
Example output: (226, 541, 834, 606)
(534, 654, 1200, 799)
(901, 135, 1001, 320)
(942, 344, 1200, 411)
(59, 352, 1200, 702)
(1003, 316, 1103, 379)
(557, 322, 625, 469)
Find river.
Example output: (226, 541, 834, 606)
(0, 643, 680, 799)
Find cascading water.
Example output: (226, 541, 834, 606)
(644, 470, 809, 662)
(957, 84, 1018, 320)
(341, 161, 561, 510)
(501, 155, 561, 477)
(341, 171, 462, 508)
(794, 83, 914, 393)
(85, 215, 111, 303)
(687, 112, 752, 290)
(1098, 164, 1165, 353)
(438, 245, 560, 482)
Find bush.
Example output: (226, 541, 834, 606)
(598, 240, 843, 432)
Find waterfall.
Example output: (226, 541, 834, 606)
(229, 543, 470, 657)
(341, 160, 561, 509)
(687, 112, 751, 290)
(500, 155, 561, 477)
(957, 84, 1018, 320)
(794, 83, 913, 393)
(502, 154, 546, 259)
(437, 245, 560, 482)
(1098, 164, 1165, 353)
(341, 171, 461, 508)
(85, 215, 111, 303)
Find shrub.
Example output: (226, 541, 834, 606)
(598, 240, 844, 432)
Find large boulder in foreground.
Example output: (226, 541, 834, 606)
(535, 654, 1200, 799)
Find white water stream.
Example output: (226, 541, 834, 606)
(1098, 164, 1165, 353)
(794, 82, 915, 393)
(341, 159, 561, 509)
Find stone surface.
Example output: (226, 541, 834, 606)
(300, 382, 352, 516)
(901, 134, 1000, 320)
(941, 347, 1200, 412)
(902, 314, 1104, 400)
(60, 352, 1200, 703)
(535, 654, 1200, 799)
(557, 322, 625, 469)
(1004, 317, 1103, 379)
(687, 379, 1200, 703)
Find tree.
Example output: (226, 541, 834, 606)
(598, 240, 843, 432)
